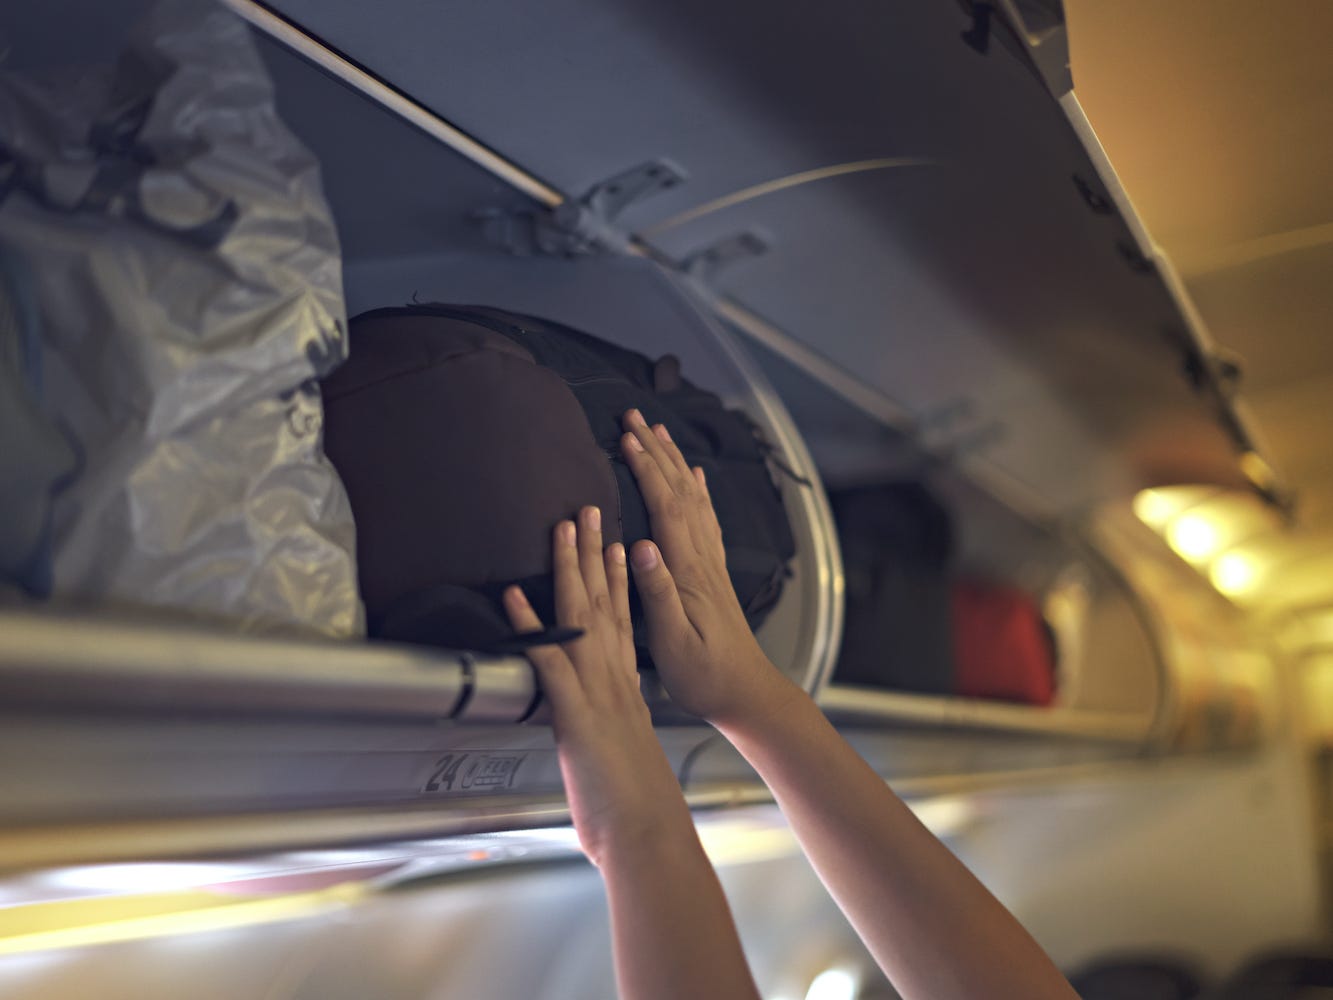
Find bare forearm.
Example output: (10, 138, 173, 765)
(601, 823, 761, 1000)
(612, 413, 1073, 998)
(717, 674, 1077, 1000)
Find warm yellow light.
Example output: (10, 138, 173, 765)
(1132, 488, 1176, 529)
(0, 884, 364, 956)
(1167, 514, 1221, 561)
(1211, 552, 1258, 596)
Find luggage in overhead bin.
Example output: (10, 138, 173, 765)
(1216, 950, 1333, 1000)
(321, 304, 797, 657)
(828, 483, 955, 694)
(0, 0, 363, 637)
(951, 578, 1057, 705)
(1068, 957, 1205, 999)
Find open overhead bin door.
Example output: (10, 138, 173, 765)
(258, 0, 1285, 516)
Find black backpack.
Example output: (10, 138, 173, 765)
(830, 482, 956, 694)
(321, 304, 796, 660)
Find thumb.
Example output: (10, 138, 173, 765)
(629, 540, 697, 646)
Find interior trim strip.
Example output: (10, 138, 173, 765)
(818, 684, 1154, 742)
(221, 0, 565, 208)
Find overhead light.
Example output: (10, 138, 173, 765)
(1167, 514, 1220, 562)
(805, 969, 858, 1000)
(1132, 488, 1176, 529)
(1131, 485, 1222, 530)
(0, 883, 364, 956)
(1211, 551, 1258, 597)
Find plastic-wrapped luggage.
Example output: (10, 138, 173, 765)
(0, 0, 362, 636)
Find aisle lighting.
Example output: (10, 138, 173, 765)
(1131, 486, 1284, 602)
(1210, 551, 1259, 597)
(1131, 488, 1178, 530)
(1166, 513, 1221, 562)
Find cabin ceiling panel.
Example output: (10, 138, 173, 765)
(1066, 0, 1333, 622)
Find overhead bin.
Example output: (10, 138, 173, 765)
(0, 0, 1278, 876)
(242, 0, 1173, 742)
(257, 0, 1286, 516)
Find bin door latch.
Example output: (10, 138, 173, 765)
(475, 159, 686, 256)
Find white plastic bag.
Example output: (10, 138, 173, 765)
(0, 0, 363, 636)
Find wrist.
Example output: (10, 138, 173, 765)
(598, 805, 704, 871)
(711, 654, 806, 736)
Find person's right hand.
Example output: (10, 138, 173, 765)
(619, 408, 797, 725)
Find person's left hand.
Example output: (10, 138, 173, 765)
(504, 505, 695, 867)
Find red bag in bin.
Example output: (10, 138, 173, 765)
(951, 580, 1056, 706)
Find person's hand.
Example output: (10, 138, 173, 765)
(619, 409, 797, 726)
(504, 505, 695, 867)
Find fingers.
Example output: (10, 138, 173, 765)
(692, 465, 725, 549)
(651, 421, 695, 479)
(604, 542, 634, 663)
(622, 412, 703, 559)
(554, 515, 634, 682)
(577, 505, 610, 612)
(624, 409, 693, 487)
(551, 519, 589, 630)
(629, 539, 699, 649)
(503, 585, 579, 704)
(622, 429, 697, 557)
(622, 410, 728, 565)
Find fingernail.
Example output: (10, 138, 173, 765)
(631, 543, 658, 570)
(505, 585, 528, 606)
(609, 542, 626, 565)
(654, 423, 671, 443)
(694, 466, 706, 486)
(560, 520, 576, 546)
(624, 432, 644, 453)
(627, 408, 645, 427)
(585, 506, 601, 531)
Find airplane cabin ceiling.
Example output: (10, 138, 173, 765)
(1066, 0, 1333, 622)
